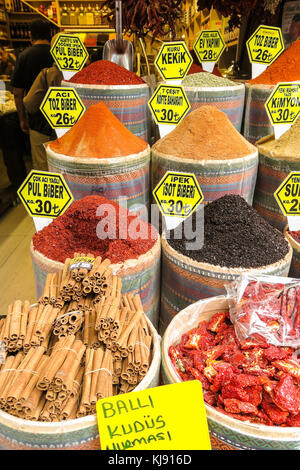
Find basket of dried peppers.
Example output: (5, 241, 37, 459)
(162, 295, 300, 450)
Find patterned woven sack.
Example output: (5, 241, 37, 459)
(31, 237, 161, 328)
(184, 83, 245, 131)
(253, 135, 300, 231)
(47, 146, 150, 211)
(152, 148, 258, 206)
(62, 81, 150, 142)
(243, 83, 274, 144)
(160, 234, 292, 332)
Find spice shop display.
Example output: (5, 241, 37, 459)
(62, 61, 150, 142)
(243, 40, 300, 144)
(152, 106, 258, 206)
(253, 119, 300, 231)
(162, 295, 300, 450)
(285, 227, 300, 279)
(182, 73, 245, 131)
(46, 103, 150, 209)
(31, 195, 161, 326)
(160, 195, 292, 332)
(0, 261, 161, 449)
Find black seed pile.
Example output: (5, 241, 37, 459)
(168, 195, 289, 268)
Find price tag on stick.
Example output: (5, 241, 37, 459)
(154, 41, 193, 82)
(96, 382, 211, 450)
(51, 33, 88, 81)
(40, 86, 85, 138)
(153, 171, 203, 230)
(148, 84, 190, 138)
(17, 170, 73, 232)
(265, 82, 300, 139)
(193, 30, 225, 73)
(274, 171, 300, 231)
(246, 25, 284, 79)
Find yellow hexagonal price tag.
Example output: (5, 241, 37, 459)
(51, 33, 88, 72)
(193, 30, 225, 63)
(153, 171, 203, 218)
(148, 84, 190, 126)
(274, 172, 300, 216)
(17, 170, 73, 219)
(265, 82, 300, 125)
(40, 87, 85, 129)
(154, 41, 193, 81)
(246, 25, 284, 65)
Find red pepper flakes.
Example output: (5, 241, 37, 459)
(68, 60, 145, 86)
(32, 195, 157, 264)
(169, 311, 300, 426)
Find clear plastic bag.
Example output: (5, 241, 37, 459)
(226, 274, 300, 348)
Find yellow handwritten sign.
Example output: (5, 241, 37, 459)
(155, 41, 192, 81)
(246, 25, 284, 65)
(51, 33, 88, 72)
(153, 171, 203, 218)
(69, 256, 95, 270)
(40, 87, 85, 129)
(96, 381, 211, 450)
(148, 84, 190, 126)
(17, 170, 73, 218)
(265, 82, 300, 125)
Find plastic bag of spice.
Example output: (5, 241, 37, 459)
(226, 274, 300, 348)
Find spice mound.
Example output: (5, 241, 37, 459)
(257, 116, 300, 159)
(248, 39, 300, 85)
(182, 71, 236, 87)
(168, 195, 289, 269)
(0, 258, 154, 422)
(152, 106, 256, 160)
(48, 102, 149, 159)
(169, 311, 300, 426)
(67, 60, 145, 85)
(288, 230, 300, 244)
(32, 195, 157, 264)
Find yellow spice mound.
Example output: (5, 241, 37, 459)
(258, 116, 300, 159)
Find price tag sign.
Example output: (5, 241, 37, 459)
(50, 33, 88, 72)
(247, 25, 284, 65)
(155, 41, 192, 81)
(40, 87, 85, 129)
(17, 170, 73, 219)
(96, 381, 211, 450)
(148, 84, 190, 126)
(274, 171, 300, 231)
(265, 82, 300, 125)
(153, 171, 203, 218)
(193, 30, 225, 72)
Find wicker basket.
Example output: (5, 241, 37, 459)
(162, 295, 300, 450)
(243, 83, 274, 144)
(31, 236, 161, 328)
(151, 148, 258, 206)
(0, 315, 161, 450)
(61, 81, 150, 142)
(46, 145, 150, 211)
(184, 83, 245, 132)
(160, 234, 292, 332)
(284, 226, 300, 278)
(253, 135, 300, 231)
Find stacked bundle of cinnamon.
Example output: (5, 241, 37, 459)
(0, 255, 154, 422)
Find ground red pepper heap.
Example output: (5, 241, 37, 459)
(32, 195, 157, 264)
(169, 312, 300, 426)
(67, 60, 145, 85)
(288, 231, 300, 244)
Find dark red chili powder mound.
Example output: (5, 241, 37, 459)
(67, 60, 145, 85)
(288, 231, 300, 244)
(32, 195, 157, 264)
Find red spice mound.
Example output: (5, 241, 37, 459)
(288, 230, 300, 244)
(32, 195, 157, 264)
(67, 60, 145, 85)
(248, 40, 300, 85)
(49, 102, 149, 158)
(169, 312, 300, 426)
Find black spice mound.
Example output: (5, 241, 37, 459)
(168, 195, 289, 268)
